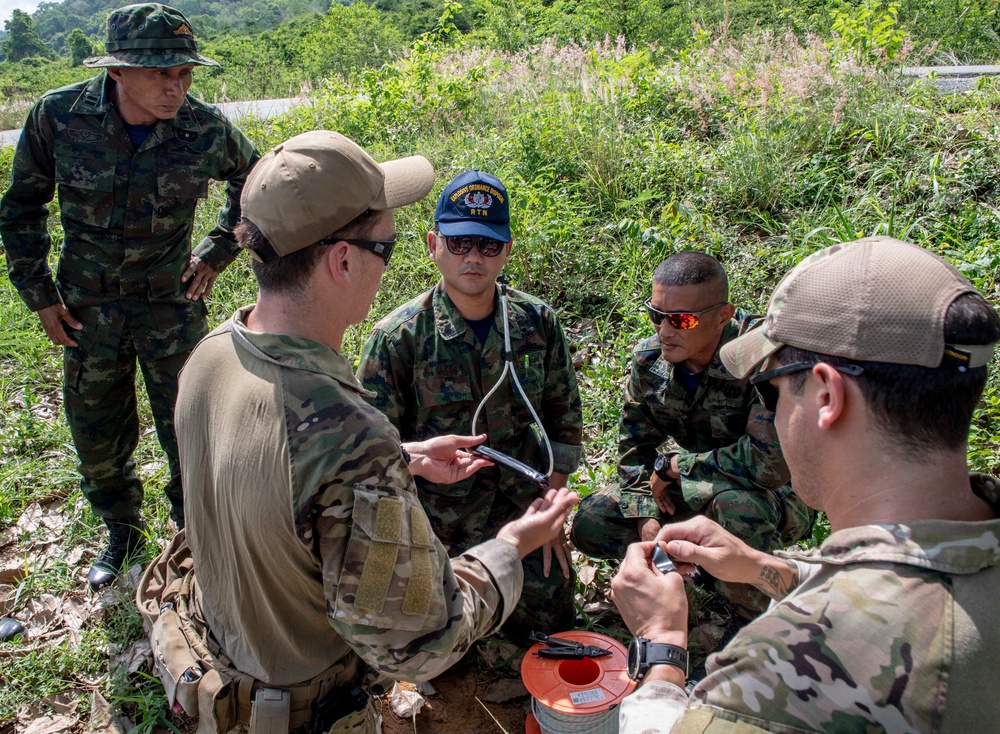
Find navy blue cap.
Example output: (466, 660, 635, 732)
(434, 170, 511, 241)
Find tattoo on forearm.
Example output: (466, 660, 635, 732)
(754, 559, 798, 600)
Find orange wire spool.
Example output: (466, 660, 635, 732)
(521, 630, 635, 733)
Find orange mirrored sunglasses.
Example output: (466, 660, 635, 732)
(644, 299, 728, 330)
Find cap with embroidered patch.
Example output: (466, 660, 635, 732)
(241, 130, 434, 260)
(721, 237, 997, 378)
(434, 170, 511, 242)
(84, 3, 219, 68)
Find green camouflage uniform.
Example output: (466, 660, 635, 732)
(0, 71, 259, 523)
(177, 307, 525, 732)
(357, 282, 584, 638)
(571, 310, 813, 616)
(619, 473, 1000, 734)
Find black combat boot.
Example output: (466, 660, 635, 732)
(88, 517, 146, 591)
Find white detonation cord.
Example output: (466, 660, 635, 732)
(470, 274, 555, 478)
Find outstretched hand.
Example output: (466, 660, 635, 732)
(497, 487, 579, 560)
(405, 434, 494, 484)
(540, 487, 573, 580)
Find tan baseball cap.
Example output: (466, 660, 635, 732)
(721, 237, 997, 378)
(241, 131, 434, 259)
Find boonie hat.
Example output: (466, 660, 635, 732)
(721, 237, 997, 378)
(435, 170, 511, 242)
(241, 130, 434, 260)
(83, 3, 219, 68)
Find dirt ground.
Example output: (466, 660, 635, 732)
(378, 664, 530, 734)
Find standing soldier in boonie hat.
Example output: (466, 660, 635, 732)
(0, 3, 260, 591)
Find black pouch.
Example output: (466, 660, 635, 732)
(311, 685, 369, 734)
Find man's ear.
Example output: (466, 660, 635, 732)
(324, 241, 353, 287)
(107, 67, 124, 83)
(427, 231, 439, 259)
(719, 302, 736, 324)
(812, 363, 847, 430)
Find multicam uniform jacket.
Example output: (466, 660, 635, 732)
(1, 71, 258, 360)
(619, 473, 1000, 734)
(616, 309, 790, 517)
(357, 282, 583, 550)
(178, 307, 523, 687)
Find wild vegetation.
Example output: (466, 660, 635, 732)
(1, 0, 999, 729)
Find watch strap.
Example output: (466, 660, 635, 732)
(644, 641, 688, 676)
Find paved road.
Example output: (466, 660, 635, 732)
(0, 96, 307, 149)
(902, 65, 1000, 94)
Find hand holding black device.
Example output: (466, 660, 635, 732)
(469, 444, 550, 489)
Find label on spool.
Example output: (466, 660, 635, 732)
(570, 688, 607, 705)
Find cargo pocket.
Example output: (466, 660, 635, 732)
(414, 368, 473, 434)
(154, 152, 208, 233)
(54, 143, 116, 229)
(333, 486, 442, 631)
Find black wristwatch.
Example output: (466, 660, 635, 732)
(653, 452, 675, 482)
(627, 637, 688, 681)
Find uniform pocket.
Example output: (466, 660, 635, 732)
(54, 143, 116, 228)
(154, 152, 209, 233)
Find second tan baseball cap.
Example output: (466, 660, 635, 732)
(241, 131, 434, 259)
(721, 237, 996, 378)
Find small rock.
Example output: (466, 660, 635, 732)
(0, 616, 25, 642)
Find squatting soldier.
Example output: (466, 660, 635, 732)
(0, 3, 259, 589)
(611, 237, 1000, 733)
(357, 170, 584, 641)
(137, 131, 578, 732)
(571, 252, 812, 624)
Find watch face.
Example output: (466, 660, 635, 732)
(627, 637, 642, 680)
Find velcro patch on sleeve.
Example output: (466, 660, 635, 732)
(354, 497, 404, 612)
(402, 508, 433, 616)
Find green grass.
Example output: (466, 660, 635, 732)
(1, 23, 999, 728)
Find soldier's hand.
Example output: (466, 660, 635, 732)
(37, 303, 83, 347)
(182, 255, 220, 300)
(649, 474, 676, 515)
(540, 488, 573, 580)
(638, 517, 661, 542)
(497, 487, 579, 560)
(405, 434, 493, 484)
(655, 515, 761, 585)
(611, 541, 688, 645)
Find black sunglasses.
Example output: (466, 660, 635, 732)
(443, 235, 507, 258)
(750, 361, 864, 412)
(644, 299, 728, 330)
(339, 238, 397, 266)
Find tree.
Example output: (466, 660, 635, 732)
(67, 28, 93, 66)
(2, 9, 54, 62)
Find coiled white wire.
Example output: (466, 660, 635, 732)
(470, 274, 555, 477)
(530, 697, 620, 734)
